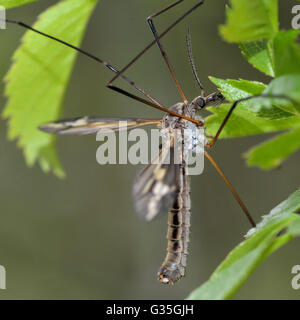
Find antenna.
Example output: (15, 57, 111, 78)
(186, 27, 205, 97)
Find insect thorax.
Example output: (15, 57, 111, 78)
(161, 102, 206, 155)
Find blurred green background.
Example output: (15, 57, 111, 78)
(0, 0, 299, 300)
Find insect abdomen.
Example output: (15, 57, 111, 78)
(157, 166, 191, 284)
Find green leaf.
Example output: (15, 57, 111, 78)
(206, 105, 300, 138)
(239, 39, 274, 77)
(258, 74, 300, 115)
(2, 0, 98, 177)
(209, 76, 266, 101)
(245, 126, 300, 170)
(273, 30, 300, 76)
(255, 190, 300, 260)
(289, 219, 300, 237)
(207, 75, 300, 168)
(247, 189, 300, 237)
(0, 0, 37, 8)
(186, 189, 300, 300)
(209, 76, 293, 119)
(220, 0, 278, 43)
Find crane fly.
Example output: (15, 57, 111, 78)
(2, 0, 290, 284)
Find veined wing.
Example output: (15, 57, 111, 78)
(39, 117, 161, 135)
(132, 137, 178, 221)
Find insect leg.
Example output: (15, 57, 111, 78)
(205, 152, 256, 227)
(3, 19, 164, 107)
(109, 86, 203, 125)
(146, 0, 188, 103)
(107, 1, 205, 86)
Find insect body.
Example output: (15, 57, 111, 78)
(154, 103, 195, 284)
(157, 151, 191, 284)
(132, 96, 220, 284)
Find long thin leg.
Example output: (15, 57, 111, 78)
(4, 19, 162, 106)
(109, 85, 203, 124)
(147, 0, 188, 103)
(207, 94, 296, 148)
(3, 19, 203, 126)
(108, 1, 204, 85)
(205, 152, 256, 227)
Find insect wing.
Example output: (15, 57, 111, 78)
(132, 140, 178, 221)
(39, 117, 161, 135)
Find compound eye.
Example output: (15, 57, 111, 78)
(196, 97, 206, 108)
